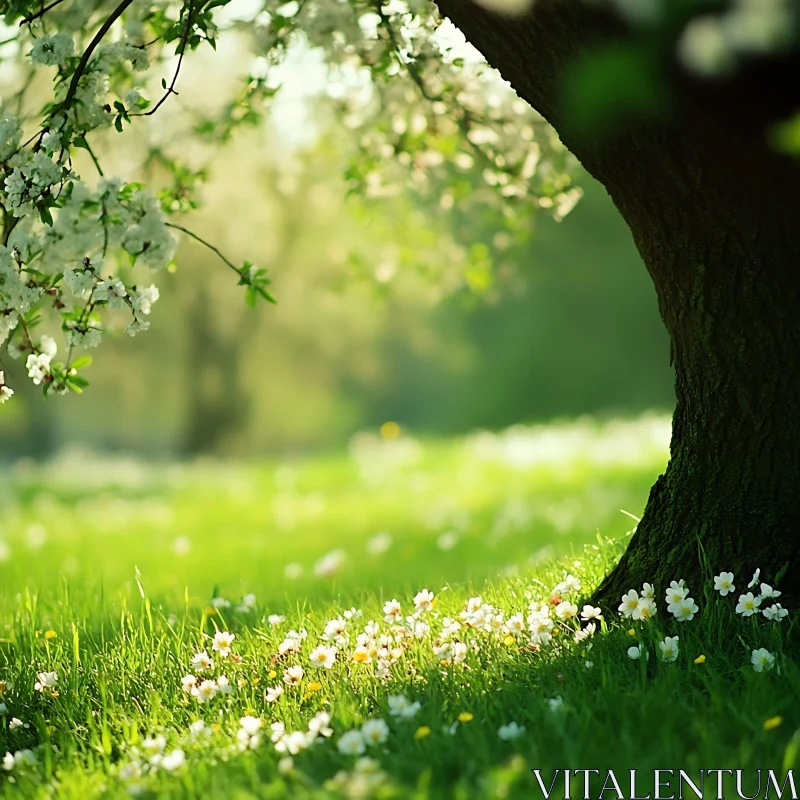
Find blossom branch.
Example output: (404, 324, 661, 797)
(131, 0, 195, 118)
(19, 0, 68, 26)
(59, 0, 138, 117)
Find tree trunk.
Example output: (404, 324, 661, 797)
(434, 0, 800, 601)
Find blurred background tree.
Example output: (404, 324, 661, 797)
(0, 19, 673, 459)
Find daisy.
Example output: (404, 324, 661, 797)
(217, 675, 233, 694)
(161, 750, 185, 772)
(627, 644, 645, 660)
(34, 671, 58, 692)
(659, 636, 679, 662)
(388, 695, 421, 718)
(466, 596, 484, 614)
(548, 697, 564, 712)
(278, 637, 302, 656)
(665, 581, 688, 606)
(748, 568, 761, 589)
(283, 665, 304, 686)
(433, 642, 452, 662)
(191, 650, 214, 672)
(713, 572, 735, 596)
(618, 590, 640, 618)
(632, 597, 657, 621)
(193, 679, 218, 703)
(309, 645, 337, 669)
(575, 623, 596, 643)
(414, 589, 435, 613)
(760, 583, 781, 599)
(581, 605, 602, 621)
(267, 615, 285, 626)
(555, 575, 581, 594)
(212, 631, 235, 658)
(504, 613, 526, 635)
(236, 714, 264, 750)
(736, 592, 761, 616)
(409, 620, 430, 638)
(181, 674, 198, 694)
(451, 642, 468, 663)
(555, 601, 578, 620)
(497, 722, 525, 740)
(322, 618, 348, 644)
(275, 731, 311, 755)
(308, 711, 333, 738)
(337, 730, 366, 756)
(351, 646, 371, 663)
(266, 685, 284, 703)
(762, 603, 788, 622)
(671, 597, 699, 621)
(270, 721, 286, 742)
(361, 719, 389, 745)
(529, 616, 554, 647)
(751, 648, 775, 672)
(383, 600, 402, 623)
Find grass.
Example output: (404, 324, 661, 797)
(0, 414, 798, 799)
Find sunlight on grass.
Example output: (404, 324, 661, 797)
(0, 414, 669, 603)
(0, 415, 797, 799)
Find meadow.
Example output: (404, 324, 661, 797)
(0, 414, 798, 799)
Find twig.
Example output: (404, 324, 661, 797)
(164, 222, 240, 276)
(19, 0, 68, 26)
(131, 0, 194, 118)
(59, 0, 138, 117)
(82, 139, 104, 176)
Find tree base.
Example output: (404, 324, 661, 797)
(593, 461, 800, 611)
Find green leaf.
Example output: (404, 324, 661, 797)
(244, 285, 258, 308)
(71, 356, 93, 371)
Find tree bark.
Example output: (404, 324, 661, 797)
(434, 0, 800, 601)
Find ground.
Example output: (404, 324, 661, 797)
(0, 415, 797, 799)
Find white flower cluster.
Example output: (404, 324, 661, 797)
(0, 142, 173, 396)
(30, 33, 75, 67)
(181, 631, 238, 703)
(618, 568, 785, 672)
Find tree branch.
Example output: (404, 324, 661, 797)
(19, 0, 68, 26)
(131, 0, 195, 118)
(164, 222, 241, 276)
(59, 0, 138, 118)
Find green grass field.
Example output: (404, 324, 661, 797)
(0, 415, 798, 799)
